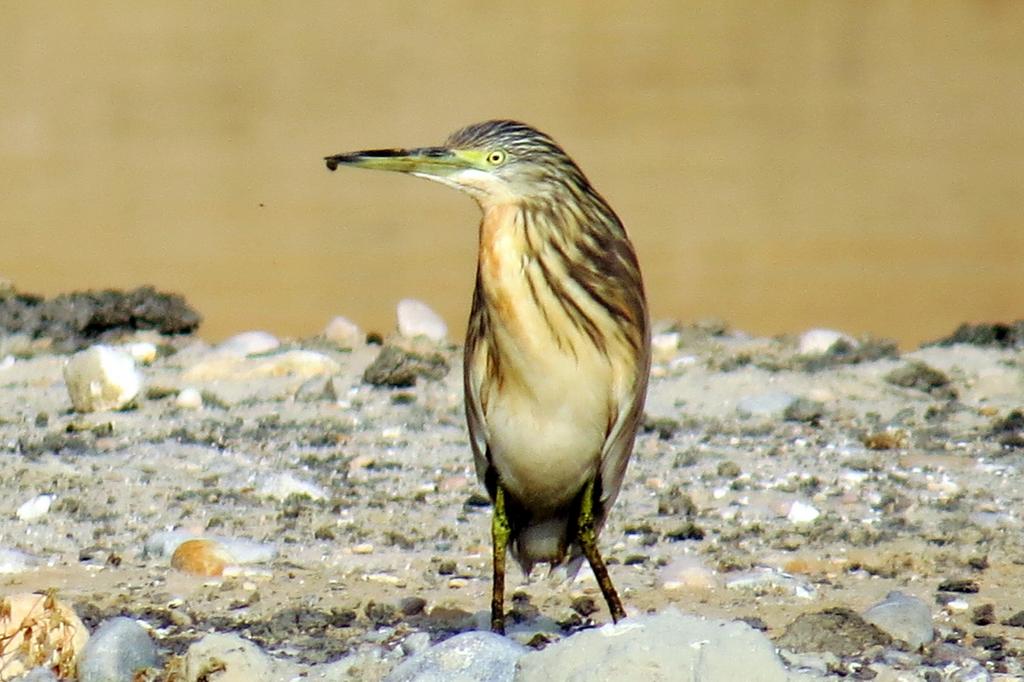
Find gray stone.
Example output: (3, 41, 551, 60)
(516, 611, 798, 682)
(384, 631, 526, 682)
(862, 591, 934, 650)
(363, 345, 449, 388)
(77, 617, 159, 681)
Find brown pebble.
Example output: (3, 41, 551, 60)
(972, 603, 996, 626)
(399, 596, 427, 616)
(170, 538, 233, 577)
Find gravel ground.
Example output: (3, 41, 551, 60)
(1, 306, 1023, 679)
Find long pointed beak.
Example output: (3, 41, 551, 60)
(324, 147, 467, 176)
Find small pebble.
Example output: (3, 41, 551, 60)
(63, 345, 143, 412)
(258, 472, 327, 501)
(799, 329, 854, 355)
(401, 631, 432, 656)
(396, 298, 448, 342)
(77, 617, 159, 682)
(651, 331, 681, 363)
(125, 341, 158, 364)
(323, 315, 363, 348)
(171, 539, 234, 577)
(175, 387, 203, 410)
(399, 596, 427, 616)
(217, 331, 280, 356)
(787, 500, 821, 525)
(16, 494, 54, 522)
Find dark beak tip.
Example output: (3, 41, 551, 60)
(324, 157, 340, 171)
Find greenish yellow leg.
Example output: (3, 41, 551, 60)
(577, 479, 627, 622)
(491, 486, 511, 634)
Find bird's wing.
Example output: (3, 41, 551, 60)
(463, 293, 492, 485)
(597, 345, 651, 514)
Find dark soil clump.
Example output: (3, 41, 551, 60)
(0, 285, 201, 351)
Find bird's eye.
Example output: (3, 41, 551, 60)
(486, 150, 507, 165)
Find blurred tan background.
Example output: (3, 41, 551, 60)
(1, 2, 1021, 347)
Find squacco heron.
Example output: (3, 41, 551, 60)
(325, 120, 650, 633)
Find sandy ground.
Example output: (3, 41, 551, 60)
(1, 320, 1023, 676)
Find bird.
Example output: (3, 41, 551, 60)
(325, 120, 650, 633)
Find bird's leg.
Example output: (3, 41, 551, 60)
(577, 478, 627, 622)
(491, 485, 511, 634)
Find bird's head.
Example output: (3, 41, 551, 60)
(325, 120, 589, 208)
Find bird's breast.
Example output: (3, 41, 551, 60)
(476, 204, 615, 511)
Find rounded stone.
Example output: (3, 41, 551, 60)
(171, 538, 234, 577)
(77, 617, 159, 682)
(396, 298, 447, 342)
(63, 345, 142, 412)
(862, 591, 934, 650)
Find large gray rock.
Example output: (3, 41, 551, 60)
(77, 617, 159, 681)
(862, 591, 934, 650)
(516, 611, 805, 682)
(385, 631, 527, 682)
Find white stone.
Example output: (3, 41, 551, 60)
(651, 332, 681, 363)
(175, 387, 203, 410)
(63, 345, 143, 412)
(396, 298, 447, 342)
(125, 341, 158, 364)
(323, 315, 363, 348)
(787, 500, 821, 525)
(516, 610, 799, 682)
(258, 472, 327, 502)
(17, 494, 54, 522)
(798, 329, 855, 355)
(217, 331, 280, 356)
